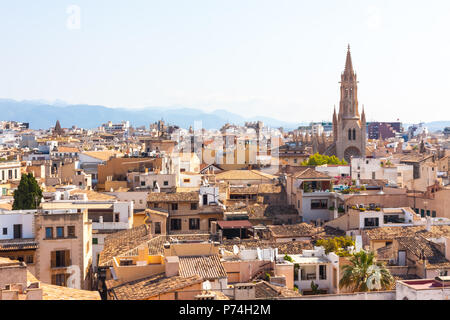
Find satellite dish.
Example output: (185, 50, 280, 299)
(202, 280, 212, 291)
(233, 245, 239, 255)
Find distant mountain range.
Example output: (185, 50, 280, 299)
(0, 99, 303, 130)
(0, 99, 448, 132)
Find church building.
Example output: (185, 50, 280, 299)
(328, 45, 367, 162)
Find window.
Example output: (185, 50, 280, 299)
(171, 203, 178, 211)
(183, 178, 191, 183)
(297, 200, 300, 209)
(348, 129, 352, 140)
(293, 158, 298, 164)
(163, 181, 169, 186)
(170, 219, 182, 231)
(432, 211, 436, 218)
(372, 172, 376, 179)
(203, 194, 208, 205)
(426, 210, 430, 217)
(2, 227, 7, 235)
(294, 264, 300, 281)
(56, 227, 64, 238)
(364, 217, 379, 227)
(53, 250, 69, 268)
(420, 209, 425, 217)
(13, 224, 22, 239)
(191, 203, 198, 210)
(319, 265, 327, 280)
(189, 218, 200, 230)
(154, 203, 160, 208)
(352, 129, 356, 140)
(45, 227, 53, 239)
(8, 170, 12, 179)
(311, 199, 327, 210)
(52, 274, 67, 286)
(26, 255, 34, 264)
(154, 222, 161, 234)
(92, 238, 98, 245)
(140, 181, 145, 186)
(68, 226, 75, 238)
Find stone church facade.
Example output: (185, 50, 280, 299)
(327, 45, 367, 162)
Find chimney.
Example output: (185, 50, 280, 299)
(164, 256, 180, 277)
(234, 283, 256, 300)
(426, 216, 432, 232)
(445, 237, 450, 262)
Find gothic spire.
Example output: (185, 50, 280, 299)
(361, 105, 366, 123)
(344, 44, 354, 76)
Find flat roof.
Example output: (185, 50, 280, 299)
(402, 279, 450, 290)
(291, 255, 330, 264)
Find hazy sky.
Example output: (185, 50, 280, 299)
(1, 0, 449, 124)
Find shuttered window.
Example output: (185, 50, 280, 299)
(68, 226, 75, 238)
(52, 250, 70, 268)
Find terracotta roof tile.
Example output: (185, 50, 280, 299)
(291, 168, 332, 180)
(108, 273, 203, 300)
(147, 191, 199, 203)
(397, 236, 450, 268)
(179, 255, 227, 279)
(365, 225, 450, 241)
(98, 225, 151, 267)
(215, 170, 278, 181)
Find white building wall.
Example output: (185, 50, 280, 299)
(0, 211, 35, 239)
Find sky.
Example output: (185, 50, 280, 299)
(0, 0, 450, 124)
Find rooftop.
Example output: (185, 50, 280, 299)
(0, 238, 38, 251)
(215, 170, 278, 181)
(179, 255, 228, 279)
(365, 225, 450, 241)
(147, 191, 199, 203)
(291, 168, 332, 180)
(397, 236, 450, 269)
(268, 223, 322, 238)
(254, 280, 302, 299)
(107, 273, 203, 300)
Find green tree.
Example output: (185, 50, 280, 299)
(311, 281, 320, 295)
(316, 236, 355, 256)
(301, 153, 347, 166)
(12, 173, 43, 210)
(339, 251, 394, 292)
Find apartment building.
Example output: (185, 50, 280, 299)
(147, 191, 223, 234)
(0, 161, 21, 184)
(34, 209, 93, 290)
(351, 158, 414, 188)
(0, 210, 37, 274)
(285, 168, 336, 224)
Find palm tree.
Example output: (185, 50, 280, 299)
(339, 250, 394, 292)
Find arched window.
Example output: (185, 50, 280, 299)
(352, 129, 356, 140)
(348, 129, 352, 140)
